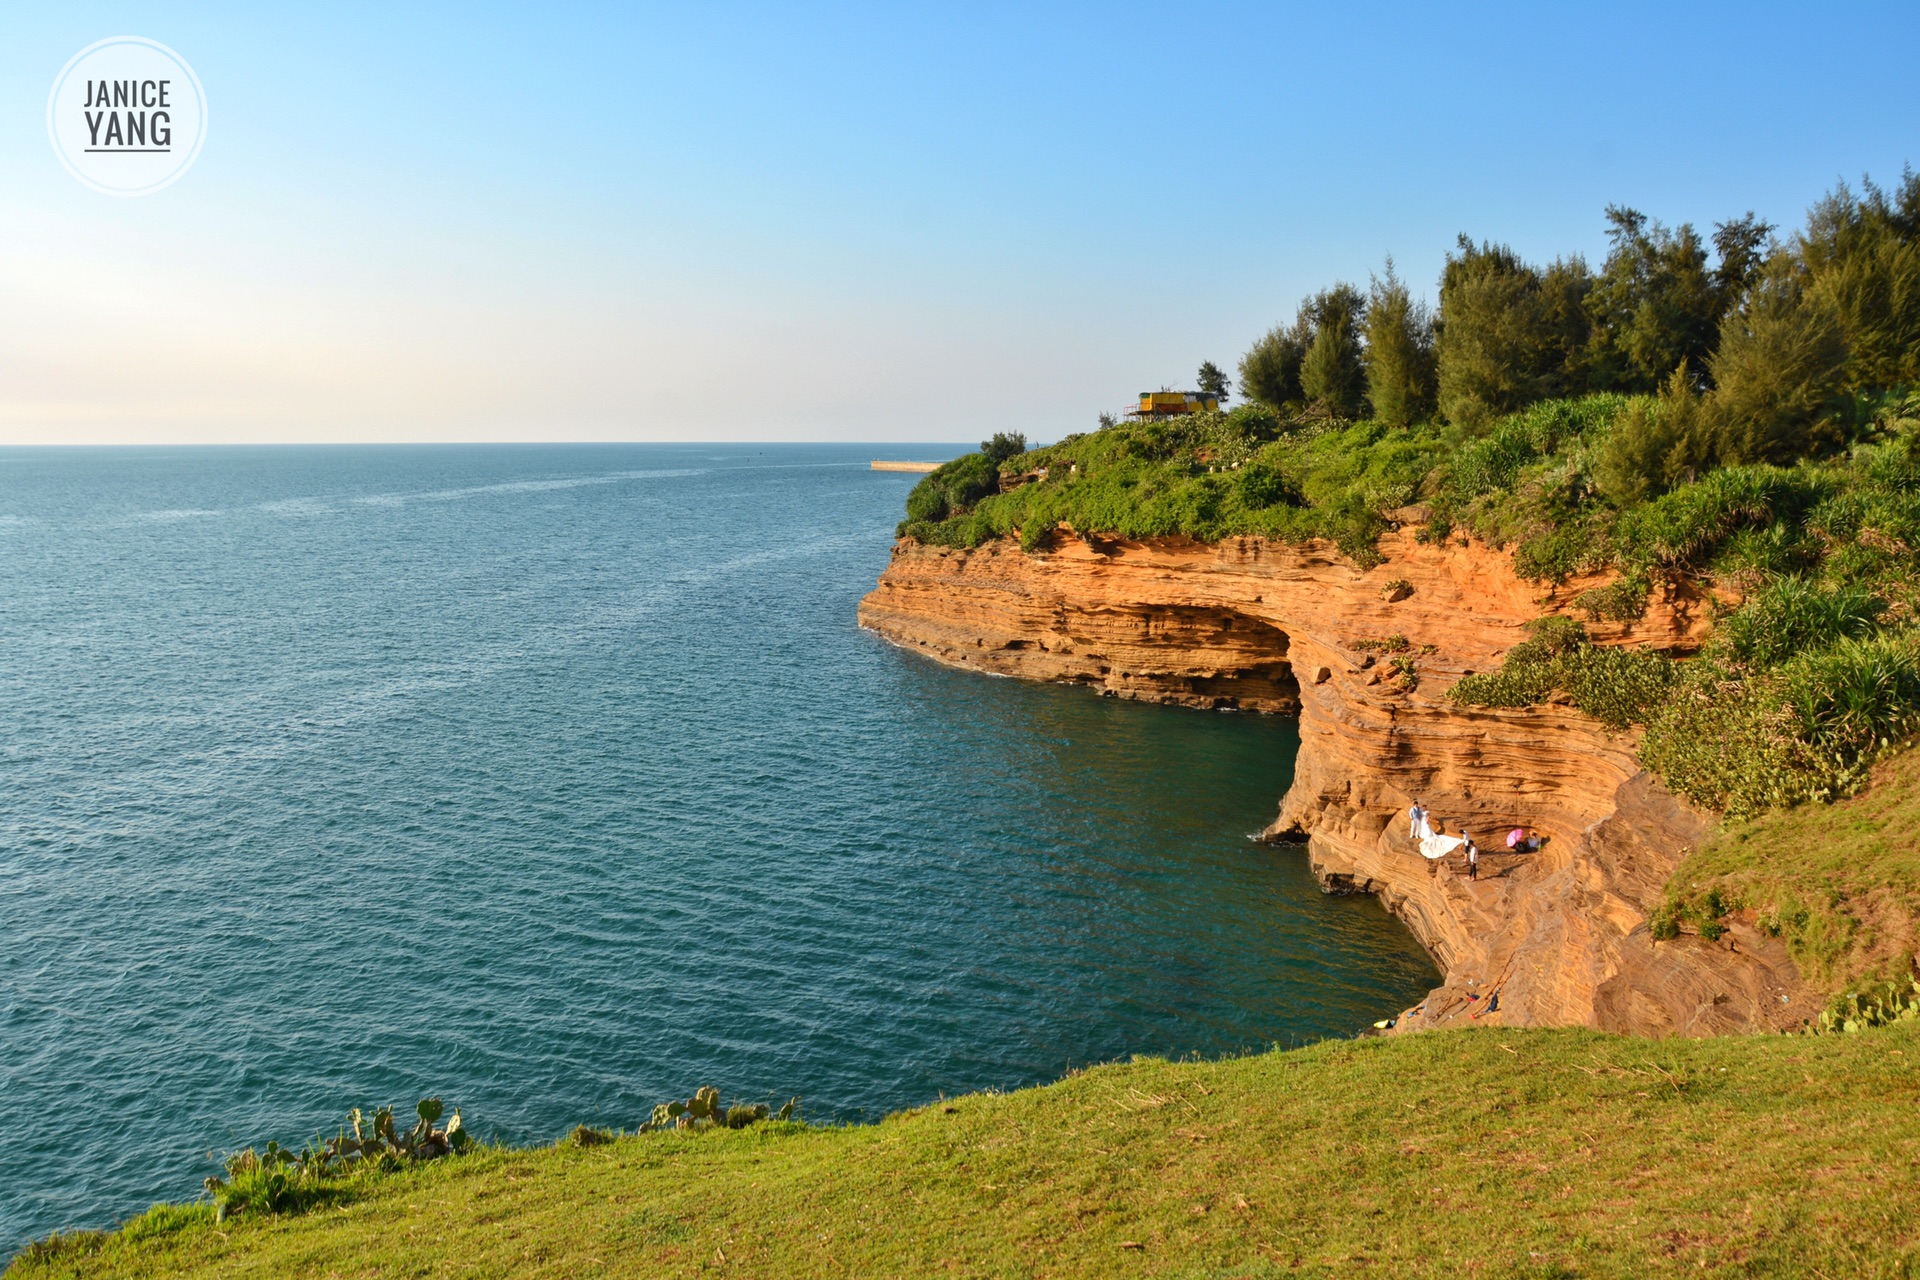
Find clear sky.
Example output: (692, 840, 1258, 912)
(2, 1, 1916, 445)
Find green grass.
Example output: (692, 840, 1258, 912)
(900, 408, 1452, 565)
(1662, 746, 1920, 987)
(15, 1023, 1920, 1279)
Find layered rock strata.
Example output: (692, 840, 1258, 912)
(859, 529, 1821, 1036)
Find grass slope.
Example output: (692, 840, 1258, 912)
(1665, 746, 1920, 988)
(15, 1023, 1920, 1279)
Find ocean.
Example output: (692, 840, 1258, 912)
(0, 444, 1436, 1243)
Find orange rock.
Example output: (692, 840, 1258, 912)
(859, 530, 1815, 1036)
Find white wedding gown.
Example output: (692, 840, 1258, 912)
(1415, 816, 1464, 860)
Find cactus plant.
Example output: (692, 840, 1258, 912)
(202, 1098, 474, 1222)
(638, 1088, 799, 1134)
(1817, 977, 1920, 1034)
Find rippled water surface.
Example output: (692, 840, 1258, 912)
(0, 444, 1436, 1243)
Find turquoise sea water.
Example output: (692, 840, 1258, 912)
(0, 444, 1436, 1244)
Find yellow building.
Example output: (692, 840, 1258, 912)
(1131, 390, 1220, 418)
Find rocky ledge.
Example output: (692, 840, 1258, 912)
(859, 527, 1825, 1036)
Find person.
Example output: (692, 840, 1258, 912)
(1465, 835, 1479, 880)
(1409, 800, 1427, 840)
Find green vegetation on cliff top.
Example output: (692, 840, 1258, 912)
(14, 1021, 1920, 1279)
(23, 171, 1920, 1280)
(1657, 744, 1920, 998)
(892, 171, 1920, 997)
(905, 170, 1920, 569)
(899, 173, 1920, 835)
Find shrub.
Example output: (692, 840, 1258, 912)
(1526, 615, 1589, 654)
(1450, 661, 1558, 709)
(1639, 666, 1835, 815)
(1237, 462, 1302, 509)
(1449, 618, 1674, 730)
(1782, 633, 1920, 759)
(1613, 465, 1829, 569)
(1714, 579, 1885, 669)
(1594, 368, 1716, 505)
(1447, 395, 1630, 499)
(642, 1086, 798, 1133)
(1817, 976, 1920, 1034)
(1514, 519, 1616, 581)
(898, 511, 993, 549)
(203, 1098, 472, 1223)
(1555, 646, 1679, 729)
(981, 432, 1028, 466)
(1573, 575, 1650, 622)
(904, 452, 1000, 523)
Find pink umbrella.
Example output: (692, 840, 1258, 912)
(1507, 828, 1525, 848)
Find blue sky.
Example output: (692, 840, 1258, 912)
(1, 1, 1915, 443)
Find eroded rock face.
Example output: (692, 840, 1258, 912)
(858, 529, 1817, 1036)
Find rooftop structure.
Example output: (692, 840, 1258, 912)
(1130, 390, 1220, 418)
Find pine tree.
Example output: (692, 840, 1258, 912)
(1583, 207, 1726, 392)
(1595, 363, 1715, 505)
(1297, 285, 1367, 418)
(1707, 255, 1849, 464)
(1238, 324, 1309, 411)
(1435, 237, 1592, 425)
(1799, 171, 1920, 392)
(1363, 261, 1436, 426)
(1196, 361, 1230, 401)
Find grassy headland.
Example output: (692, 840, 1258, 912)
(13, 1022, 1920, 1278)
(899, 174, 1920, 978)
(878, 176, 1920, 1045)
(16, 173, 1920, 1275)
(1658, 746, 1920, 1002)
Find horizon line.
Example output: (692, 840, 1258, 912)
(0, 439, 981, 450)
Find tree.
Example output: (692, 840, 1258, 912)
(981, 432, 1028, 465)
(1583, 207, 1724, 392)
(1238, 323, 1309, 411)
(1238, 285, 1364, 415)
(1713, 212, 1774, 299)
(1594, 362, 1715, 505)
(1799, 171, 1920, 392)
(1363, 260, 1436, 427)
(1297, 284, 1367, 418)
(1196, 360, 1230, 401)
(1435, 237, 1592, 426)
(1706, 254, 1849, 464)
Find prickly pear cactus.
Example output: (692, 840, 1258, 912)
(204, 1097, 474, 1221)
(638, 1088, 798, 1135)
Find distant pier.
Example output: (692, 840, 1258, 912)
(870, 460, 943, 473)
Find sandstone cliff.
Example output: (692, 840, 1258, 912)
(859, 528, 1822, 1036)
